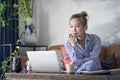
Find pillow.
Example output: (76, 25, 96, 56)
(55, 50, 64, 69)
(61, 46, 71, 70)
(101, 53, 116, 70)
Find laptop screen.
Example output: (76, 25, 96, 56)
(27, 51, 61, 73)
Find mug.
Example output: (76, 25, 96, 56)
(66, 64, 75, 74)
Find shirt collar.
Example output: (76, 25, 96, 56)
(85, 33, 90, 41)
(75, 33, 90, 43)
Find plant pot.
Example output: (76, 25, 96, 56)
(12, 57, 22, 73)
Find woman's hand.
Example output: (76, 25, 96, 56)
(69, 34, 76, 46)
(70, 60, 74, 65)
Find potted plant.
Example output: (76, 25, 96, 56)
(15, 0, 37, 45)
(13, 0, 37, 45)
(0, 0, 34, 41)
(1, 46, 21, 79)
(0, 0, 34, 79)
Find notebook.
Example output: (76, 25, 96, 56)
(27, 51, 61, 73)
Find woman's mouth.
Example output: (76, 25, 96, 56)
(73, 33, 77, 35)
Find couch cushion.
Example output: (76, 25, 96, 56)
(55, 50, 64, 69)
(106, 44, 120, 68)
(101, 53, 116, 70)
(61, 46, 71, 70)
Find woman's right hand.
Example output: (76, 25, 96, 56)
(69, 34, 76, 46)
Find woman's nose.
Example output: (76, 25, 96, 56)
(72, 26, 76, 31)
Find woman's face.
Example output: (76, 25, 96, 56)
(69, 18, 85, 38)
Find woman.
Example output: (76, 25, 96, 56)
(65, 11, 102, 73)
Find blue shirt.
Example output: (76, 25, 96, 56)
(65, 33, 101, 69)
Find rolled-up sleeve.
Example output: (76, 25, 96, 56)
(65, 43, 83, 61)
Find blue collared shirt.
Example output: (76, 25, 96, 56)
(65, 33, 101, 69)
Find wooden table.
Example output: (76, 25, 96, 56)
(6, 72, 120, 80)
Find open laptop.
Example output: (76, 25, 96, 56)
(27, 51, 62, 73)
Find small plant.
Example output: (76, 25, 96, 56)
(0, 0, 33, 79)
(13, 0, 33, 44)
(0, 1, 9, 27)
(0, 0, 32, 27)
(13, 0, 32, 24)
(0, 46, 20, 79)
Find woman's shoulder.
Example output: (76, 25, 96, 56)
(87, 33, 100, 38)
(87, 33, 101, 41)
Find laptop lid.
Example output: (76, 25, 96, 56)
(27, 51, 61, 73)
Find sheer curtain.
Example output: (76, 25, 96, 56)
(0, 0, 18, 75)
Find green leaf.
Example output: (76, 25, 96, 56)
(16, 46, 20, 49)
(13, 3, 18, 8)
(17, 26, 21, 29)
(22, 19, 27, 25)
(2, 21, 5, 27)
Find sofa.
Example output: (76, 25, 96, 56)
(20, 44, 120, 71)
(48, 44, 120, 69)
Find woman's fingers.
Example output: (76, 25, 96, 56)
(69, 34, 76, 46)
(69, 34, 73, 38)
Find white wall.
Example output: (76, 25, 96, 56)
(32, 0, 120, 46)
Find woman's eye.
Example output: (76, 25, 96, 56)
(76, 26, 80, 27)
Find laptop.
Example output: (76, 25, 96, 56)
(27, 51, 62, 73)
